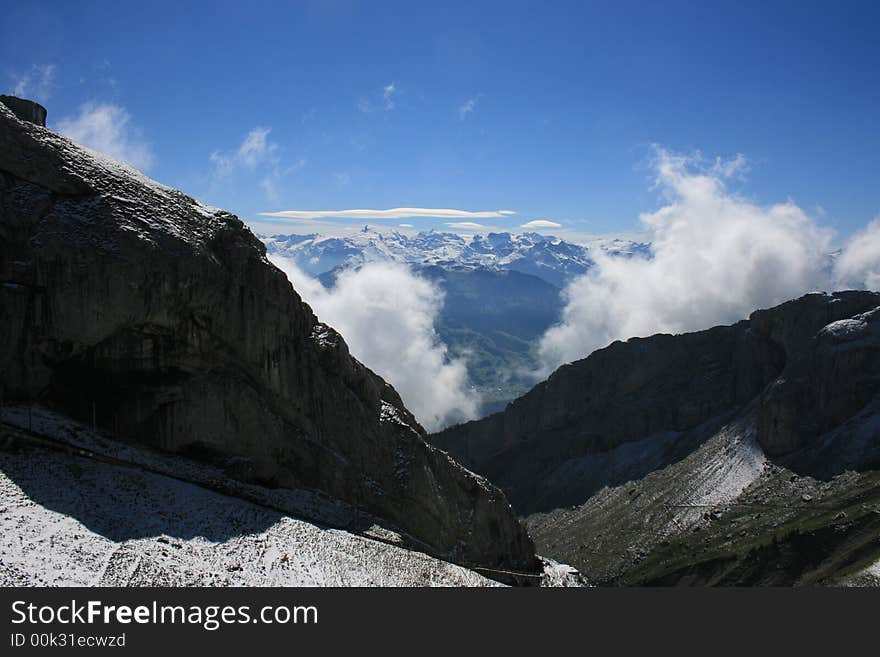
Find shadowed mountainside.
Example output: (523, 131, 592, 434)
(433, 291, 880, 514)
(432, 291, 880, 584)
(0, 100, 538, 574)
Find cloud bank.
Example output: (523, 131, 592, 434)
(834, 218, 880, 291)
(260, 208, 516, 221)
(56, 102, 155, 171)
(268, 257, 478, 431)
(537, 148, 839, 374)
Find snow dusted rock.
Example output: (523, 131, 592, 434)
(434, 290, 880, 584)
(0, 101, 537, 575)
(524, 404, 880, 585)
(754, 292, 880, 456)
(433, 311, 783, 514)
(0, 426, 501, 587)
(537, 557, 589, 587)
(0, 95, 46, 127)
(433, 291, 880, 514)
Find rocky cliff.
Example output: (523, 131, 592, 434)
(0, 101, 537, 574)
(433, 290, 880, 583)
(0, 95, 46, 127)
(433, 291, 880, 515)
(433, 291, 880, 511)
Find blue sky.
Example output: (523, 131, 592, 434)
(2, 0, 878, 241)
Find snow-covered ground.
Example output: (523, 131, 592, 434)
(838, 557, 880, 586)
(0, 407, 500, 587)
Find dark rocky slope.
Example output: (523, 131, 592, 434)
(0, 100, 537, 574)
(433, 291, 880, 514)
(523, 400, 880, 585)
(432, 291, 880, 582)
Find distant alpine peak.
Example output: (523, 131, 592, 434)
(260, 229, 650, 287)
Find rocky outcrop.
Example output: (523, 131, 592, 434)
(753, 292, 880, 455)
(433, 291, 880, 514)
(434, 291, 880, 585)
(0, 96, 46, 127)
(524, 409, 880, 585)
(0, 101, 537, 573)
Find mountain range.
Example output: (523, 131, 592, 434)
(261, 227, 649, 288)
(433, 290, 880, 584)
(2, 95, 879, 587)
(262, 229, 650, 415)
(0, 97, 540, 584)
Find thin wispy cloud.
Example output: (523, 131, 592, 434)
(211, 126, 278, 176)
(238, 127, 276, 168)
(383, 82, 396, 110)
(260, 208, 516, 221)
(82, 59, 117, 90)
(12, 64, 56, 103)
(286, 158, 307, 175)
(358, 82, 398, 113)
(521, 219, 562, 229)
(260, 176, 279, 203)
(57, 102, 155, 171)
(446, 222, 485, 230)
(459, 95, 481, 120)
(209, 127, 301, 201)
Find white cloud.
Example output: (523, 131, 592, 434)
(259, 176, 279, 203)
(211, 126, 278, 177)
(358, 82, 398, 113)
(260, 207, 516, 221)
(209, 127, 298, 202)
(209, 151, 234, 177)
(834, 218, 880, 291)
(446, 222, 485, 230)
(459, 95, 480, 120)
(521, 219, 562, 229)
(237, 127, 276, 168)
(537, 148, 834, 374)
(268, 258, 478, 431)
(383, 82, 396, 110)
(399, 223, 414, 228)
(12, 64, 56, 103)
(56, 102, 155, 171)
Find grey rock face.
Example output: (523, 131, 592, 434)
(0, 96, 46, 127)
(0, 103, 537, 573)
(753, 292, 880, 456)
(433, 291, 880, 514)
(525, 406, 880, 586)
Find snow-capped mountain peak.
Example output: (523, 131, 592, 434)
(260, 228, 650, 287)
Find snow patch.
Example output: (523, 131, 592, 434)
(0, 407, 500, 587)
